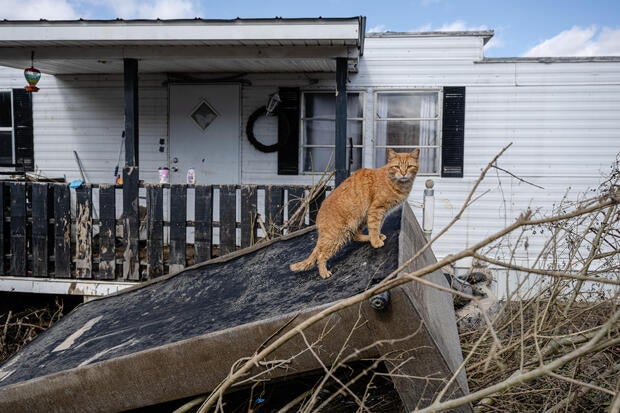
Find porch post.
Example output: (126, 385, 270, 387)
(122, 58, 140, 280)
(123, 58, 139, 167)
(335, 57, 348, 186)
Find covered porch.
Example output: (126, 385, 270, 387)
(0, 17, 366, 294)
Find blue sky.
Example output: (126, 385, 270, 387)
(1, 0, 619, 57)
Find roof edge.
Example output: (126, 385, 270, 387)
(480, 56, 620, 64)
(367, 30, 494, 44)
(0, 16, 365, 25)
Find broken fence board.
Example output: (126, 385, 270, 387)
(145, 185, 164, 279)
(194, 185, 213, 263)
(265, 186, 284, 237)
(54, 184, 71, 278)
(98, 185, 116, 280)
(31, 183, 49, 277)
(219, 185, 236, 256)
(240, 185, 257, 248)
(286, 186, 306, 232)
(169, 185, 187, 273)
(9, 183, 26, 276)
(75, 187, 92, 279)
(122, 166, 140, 281)
(0, 183, 5, 275)
(308, 189, 325, 225)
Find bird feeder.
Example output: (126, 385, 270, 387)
(24, 52, 41, 92)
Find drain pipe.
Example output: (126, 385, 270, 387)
(422, 179, 435, 239)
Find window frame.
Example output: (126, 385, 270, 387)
(0, 90, 15, 166)
(299, 90, 366, 175)
(373, 89, 443, 176)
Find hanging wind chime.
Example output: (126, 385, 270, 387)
(24, 51, 41, 92)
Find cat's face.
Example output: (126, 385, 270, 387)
(386, 149, 420, 183)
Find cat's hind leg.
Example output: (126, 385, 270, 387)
(290, 248, 318, 272)
(316, 232, 350, 279)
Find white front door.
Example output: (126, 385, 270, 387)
(169, 84, 240, 184)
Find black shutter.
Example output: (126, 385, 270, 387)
(277, 87, 300, 175)
(12, 89, 34, 172)
(441, 86, 465, 178)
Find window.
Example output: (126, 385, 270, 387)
(374, 91, 440, 175)
(0, 89, 34, 171)
(0, 91, 12, 164)
(301, 92, 364, 174)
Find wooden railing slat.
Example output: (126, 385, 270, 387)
(286, 186, 306, 232)
(219, 185, 236, 255)
(240, 185, 257, 248)
(122, 167, 140, 281)
(9, 183, 26, 276)
(75, 186, 93, 279)
(54, 184, 71, 278)
(169, 185, 187, 273)
(266, 186, 284, 237)
(0, 183, 5, 276)
(99, 185, 116, 280)
(145, 185, 164, 279)
(0, 183, 323, 283)
(309, 189, 325, 225)
(31, 183, 49, 277)
(195, 185, 213, 263)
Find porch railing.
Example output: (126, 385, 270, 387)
(0, 182, 329, 282)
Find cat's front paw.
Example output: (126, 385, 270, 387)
(370, 237, 384, 248)
(319, 268, 332, 279)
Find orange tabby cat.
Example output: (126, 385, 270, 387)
(290, 148, 420, 279)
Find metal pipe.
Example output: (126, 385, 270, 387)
(423, 179, 435, 239)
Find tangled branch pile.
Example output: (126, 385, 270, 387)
(0, 298, 65, 363)
(196, 147, 619, 413)
(458, 159, 620, 412)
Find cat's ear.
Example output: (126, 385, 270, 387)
(386, 149, 397, 161)
(410, 148, 420, 159)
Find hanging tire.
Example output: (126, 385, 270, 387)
(245, 106, 280, 153)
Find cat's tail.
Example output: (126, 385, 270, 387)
(290, 248, 318, 272)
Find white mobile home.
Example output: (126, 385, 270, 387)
(0, 17, 618, 295)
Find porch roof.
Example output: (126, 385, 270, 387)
(0, 17, 365, 75)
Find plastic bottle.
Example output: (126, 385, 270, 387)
(186, 167, 196, 184)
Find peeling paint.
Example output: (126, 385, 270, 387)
(77, 339, 139, 367)
(52, 316, 103, 352)
(75, 199, 92, 278)
(0, 354, 21, 383)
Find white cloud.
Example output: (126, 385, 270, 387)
(0, 0, 202, 19)
(368, 24, 387, 33)
(436, 20, 488, 32)
(413, 20, 489, 33)
(523, 26, 620, 57)
(86, 0, 200, 19)
(0, 0, 80, 19)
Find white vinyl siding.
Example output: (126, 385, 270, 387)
(31, 74, 167, 183)
(0, 33, 618, 296)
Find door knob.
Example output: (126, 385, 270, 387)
(171, 166, 178, 172)
(172, 157, 179, 163)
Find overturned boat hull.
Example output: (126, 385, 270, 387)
(0, 206, 469, 412)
